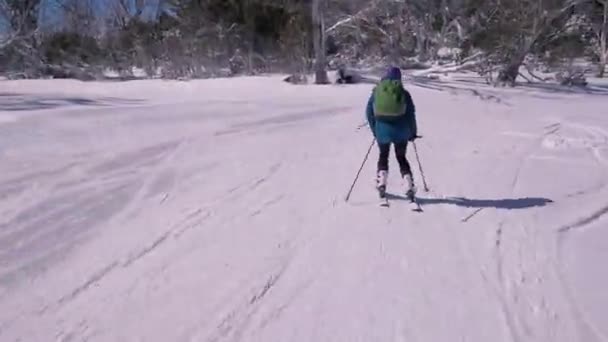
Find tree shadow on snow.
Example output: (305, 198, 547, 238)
(408, 76, 510, 105)
(408, 75, 608, 101)
(0, 93, 144, 112)
(386, 193, 553, 210)
(515, 82, 608, 96)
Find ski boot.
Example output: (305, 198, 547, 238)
(376, 170, 388, 199)
(403, 173, 422, 211)
(403, 173, 417, 202)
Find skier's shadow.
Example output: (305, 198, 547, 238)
(386, 193, 553, 209)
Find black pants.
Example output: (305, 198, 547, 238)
(377, 141, 412, 177)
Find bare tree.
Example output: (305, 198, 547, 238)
(155, 0, 168, 20)
(54, 0, 97, 36)
(0, 0, 41, 48)
(105, 0, 147, 28)
(473, 0, 584, 85)
(0, 2, 17, 48)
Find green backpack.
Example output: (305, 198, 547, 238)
(373, 79, 407, 121)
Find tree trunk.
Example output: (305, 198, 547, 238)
(497, 34, 538, 87)
(312, 0, 328, 84)
(497, 53, 527, 86)
(245, 0, 255, 75)
(416, 25, 426, 61)
(599, 0, 607, 78)
(600, 37, 607, 78)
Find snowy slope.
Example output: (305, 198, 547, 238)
(1, 75, 607, 341)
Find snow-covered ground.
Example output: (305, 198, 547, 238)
(1, 75, 607, 341)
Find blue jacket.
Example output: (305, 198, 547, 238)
(366, 68, 417, 144)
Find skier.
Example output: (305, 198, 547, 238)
(365, 66, 418, 201)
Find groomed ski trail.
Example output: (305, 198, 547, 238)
(1, 75, 607, 341)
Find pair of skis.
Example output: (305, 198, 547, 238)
(378, 185, 422, 212)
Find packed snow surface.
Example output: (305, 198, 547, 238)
(1, 75, 607, 341)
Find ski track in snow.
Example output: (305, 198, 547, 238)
(0, 75, 607, 341)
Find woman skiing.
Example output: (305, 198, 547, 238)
(365, 66, 419, 201)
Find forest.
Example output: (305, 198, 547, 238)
(1, 0, 606, 85)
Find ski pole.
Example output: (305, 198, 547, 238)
(345, 138, 375, 202)
(412, 141, 430, 192)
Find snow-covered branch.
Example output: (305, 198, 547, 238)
(0, 34, 16, 49)
(412, 59, 483, 77)
(324, 0, 381, 34)
(326, 16, 356, 34)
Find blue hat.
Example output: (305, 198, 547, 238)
(383, 66, 402, 81)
